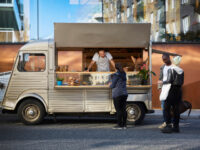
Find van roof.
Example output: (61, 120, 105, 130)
(20, 39, 54, 51)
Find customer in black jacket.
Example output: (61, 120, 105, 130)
(161, 56, 184, 133)
(110, 63, 128, 129)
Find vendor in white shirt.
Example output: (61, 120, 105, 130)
(86, 49, 116, 72)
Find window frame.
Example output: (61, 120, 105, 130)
(17, 53, 46, 73)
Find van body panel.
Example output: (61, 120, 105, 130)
(2, 49, 48, 111)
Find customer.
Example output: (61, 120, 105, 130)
(110, 63, 128, 129)
(158, 53, 172, 129)
(161, 56, 184, 133)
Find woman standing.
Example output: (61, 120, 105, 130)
(110, 63, 128, 129)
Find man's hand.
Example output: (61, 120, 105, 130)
(157, 80, 163, 90)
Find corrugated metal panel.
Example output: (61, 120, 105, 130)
(85, 89, 111, 112)
(48, 89, 84, 112)
(5, 74, 48, 102)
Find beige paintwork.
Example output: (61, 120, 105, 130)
(1, 23, 152, 115)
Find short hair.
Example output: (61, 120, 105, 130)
(98, 49, 105, 52)
(115, 63, 124, 72)
(162, 53, 170, 58)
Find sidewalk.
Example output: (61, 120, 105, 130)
(147, 109, 200, 119)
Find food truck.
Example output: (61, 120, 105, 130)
(1, 23, 155, 125)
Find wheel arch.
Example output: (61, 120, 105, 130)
(126, 101, 148, 113)
(15, 93, 47, 113)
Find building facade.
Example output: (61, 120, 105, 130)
(0, 0, 24, 42)
(103, 0, 200, 42)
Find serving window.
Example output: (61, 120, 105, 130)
(55, 48, 150, 87)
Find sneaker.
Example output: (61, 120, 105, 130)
(158, 122, 167, 129)
(113, 125, 123, 130)
(123, 126, 127, 129)
(161, 124, 173, 133)
(172, 127, 180, 133)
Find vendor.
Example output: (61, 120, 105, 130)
(86, 49, 116, 72)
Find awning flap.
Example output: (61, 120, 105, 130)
(152, 49, 182, 56)
(54, 23, 151, 48)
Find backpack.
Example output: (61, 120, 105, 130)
(172, 69, 184, 86)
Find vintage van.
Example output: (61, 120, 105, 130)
(1, 23, 155, 125)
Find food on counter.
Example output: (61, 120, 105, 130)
(68, 77, 80, 86)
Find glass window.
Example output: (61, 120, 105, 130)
(166, 0, 168, 11)
(182, 16, 189, 34)
(110, 3, 113, 11)
(166, 23, 171, 33)
(173, 22, 177, 35)
(150, 13, 154, 24)
(17, 53, 46, 72)
(127, 7, 130, 18)
(157, 9, 161, 22)
(198, 14, 200, 23)
(171, 0, 175, 9)
(182, 0, 188, 4)
(155, 31, 159, 41)
(0, 0, 12, 3)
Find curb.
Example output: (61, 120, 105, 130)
(147, 109, 200, 119)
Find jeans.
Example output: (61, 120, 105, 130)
(161, 100, 166, 122)
(113, 95, 128, 127)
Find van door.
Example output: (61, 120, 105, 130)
(4, 51, 48, 109)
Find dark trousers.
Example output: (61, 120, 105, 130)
(113, 95, 128, 127)
(164, 86, 182, 128)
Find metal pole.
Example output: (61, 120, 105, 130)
(164, 0, 166, 41)
(149, 40, 153, 109)
(102, 0, 104, 23)
(37, 0, 39, 40)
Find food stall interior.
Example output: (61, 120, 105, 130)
(55, 48, 150, 88)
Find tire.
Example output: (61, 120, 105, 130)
(17, 99, 45, 125)
(126, 103, 145, 125)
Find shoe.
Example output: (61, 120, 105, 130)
(161, 124, 173, 133)
(113, 125, 123, 130)
(172, 127, 180, 133)
(158, 122, 167, 129)
(123, 126, 127, 129)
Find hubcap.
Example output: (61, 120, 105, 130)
(22, 104, 40, 122)
(129, 108, 135, 115)
(126, 104, 141, 122)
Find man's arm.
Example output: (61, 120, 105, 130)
(110, 59, 116, 71)
(163, 69, 173, 84)
(86, 60, 95, 72)
(159, 65, 164, 81)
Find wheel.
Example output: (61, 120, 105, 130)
(126, 103, 145, 125)
(17, 99, 45, 125)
